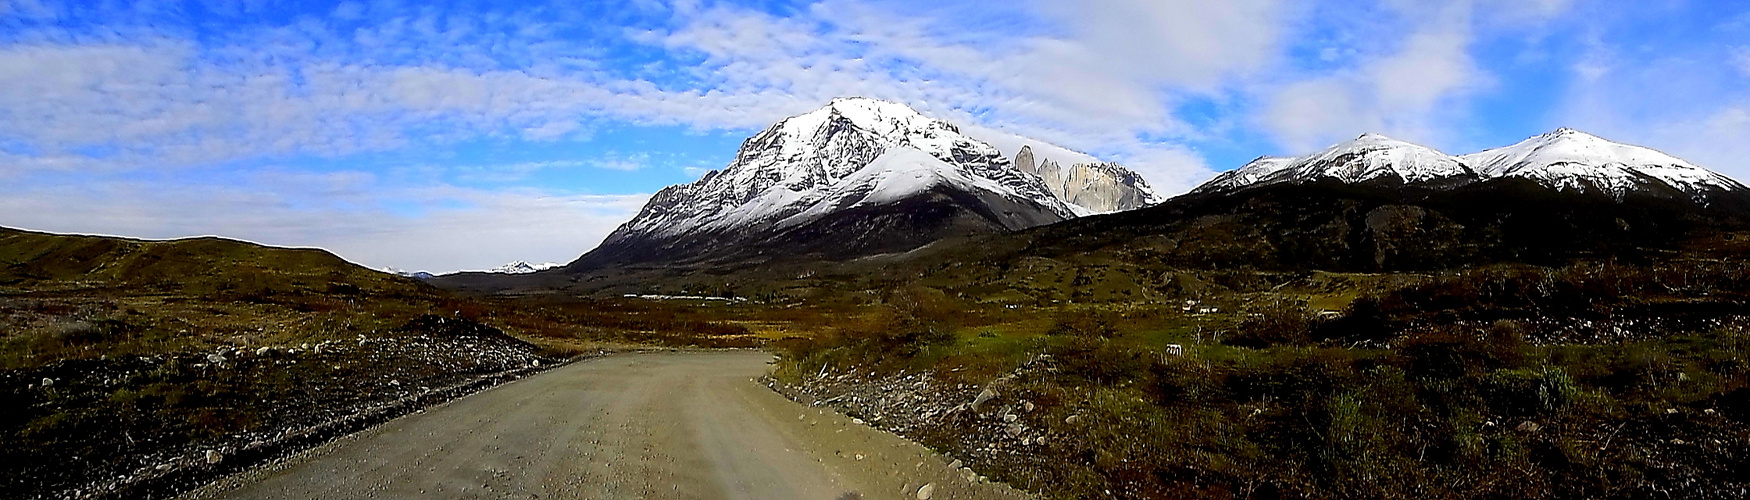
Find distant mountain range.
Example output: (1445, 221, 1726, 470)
(385, 261, 560, 280)
(1195, 128, 1746, 202)
(487, 261, 561, 274)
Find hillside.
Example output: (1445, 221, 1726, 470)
(0, 227, 421, 297)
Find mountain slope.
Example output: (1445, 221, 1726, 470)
(572, 98, 1078, 268)
(1192, 134, 1474, 194)
(1459, 128, 1747, 200)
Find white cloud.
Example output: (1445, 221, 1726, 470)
(1732, 46, 1750, 78)
(590, 152, 651, 171)
(0, 176, 649, 273)
(1260, 1, 1491, 151)
(0, 0, 1298, 195)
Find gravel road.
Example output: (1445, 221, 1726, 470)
(187, 350, 1030, 500)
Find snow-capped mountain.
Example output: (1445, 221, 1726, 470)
(580, 97, 1093, 265)
(1458, 128, 1746, 199)
(382, 267, 435, 280)
(1192, 129, 1747, 201)
(1015, 145, 1161, 213)
(487, 261, 561, 274)
(1192, 134, 1474, 194)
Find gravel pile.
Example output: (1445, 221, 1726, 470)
(2, 315, 568, 500)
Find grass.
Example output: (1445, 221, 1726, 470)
(771, 259, 1750, 499)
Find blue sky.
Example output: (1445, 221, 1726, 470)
(2, 0, 1748, 272)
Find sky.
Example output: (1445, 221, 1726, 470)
(2, 0, 1749, 273)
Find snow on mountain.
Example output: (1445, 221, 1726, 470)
(599, 97, 1076, 249)
(1191, 129, 1746, 201)
(487, 261, 561, 274)
(1188, 156, 1296, 194)
(1459, 128, 1746, 199)
(1191, 134, 1473, 194)
(1015, 145, 1161, 214)
(382, 267, 435, 280)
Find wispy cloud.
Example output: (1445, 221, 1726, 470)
(0, 172, 649, 273)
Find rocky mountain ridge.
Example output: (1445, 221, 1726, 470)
(1014, 145, 1161, 214)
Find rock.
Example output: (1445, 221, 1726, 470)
(206, 450, 222, 464)
(948, 459, 962, 469)
(207, 353, 227, 364)
(1665, 408, 1679, 415)
(256, 347, 272, 356)
(1671, 438, 1687, 445)
(1036, 435, 1048, 446)
(1516, 421, 1541, 433)
(1015, 145, 1037, 175)
(1022, 401, 1036, 413)
(916, 483, 935, 500)
(1704, 408, 1718, 416)
(971, 387, 998, 412)
(852, 418, 865, 425)
(1002, 414, 1017, 423)
(40, 378, 53, 388)
(1065, 414, 1080, 425)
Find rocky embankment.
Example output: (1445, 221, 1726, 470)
(2, 315, 574, 499)
(770, 355, 1068, 490)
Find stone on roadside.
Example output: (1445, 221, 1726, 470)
(916, 483, 935, 500)
(971, 387, 998, 412)
(206, 449, 222, 464)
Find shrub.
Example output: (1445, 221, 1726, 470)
(1046, 310, 1117, 339)
(1223, 300, 1317, 348)
(1481, 366, 1577, 417)
(1396, 326, 1527, 380)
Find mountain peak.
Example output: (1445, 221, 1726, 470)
(1460, 129, 1744, 198)
(580, 98, 1079, 267)
(1191, 136, 1469, 194)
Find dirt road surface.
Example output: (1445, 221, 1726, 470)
(187, 350, 1030, 500)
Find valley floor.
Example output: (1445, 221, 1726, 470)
(185, 350, 1028, 500)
